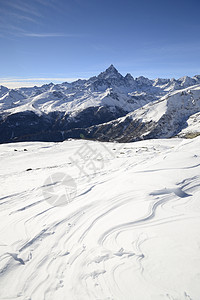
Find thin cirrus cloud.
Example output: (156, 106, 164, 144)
(23, 33, 82, 38)
(3, 0, 64, 22)
(10, 13, 40, 24)
(0, 0, 58, 35)
(0, 1, 81, 39)
(0, 77, 86, 89)
(0, 25, 84, 39)
(5, 1, 42, 17)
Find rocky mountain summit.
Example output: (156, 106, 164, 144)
(0, 65, 200, 143)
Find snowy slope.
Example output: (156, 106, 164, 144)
(129, 84, 200, 138)
(83, 84, 200, 142)
(133, 84, 200, 138)
(0, 65, 200, 144)
(1, 65, 200, 116)
(0, 137, 200, 300)
(178, 111, 200, 138)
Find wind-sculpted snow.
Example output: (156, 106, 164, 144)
(0, 137, 200, 300)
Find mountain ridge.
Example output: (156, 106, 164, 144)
(0, 65, 200, 144)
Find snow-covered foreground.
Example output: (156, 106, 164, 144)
(0, 137, 200, 300)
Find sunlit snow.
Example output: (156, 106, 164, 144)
(0, 137, 200, 300)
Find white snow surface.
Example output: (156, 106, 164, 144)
(104, 84, 200, 139)
(178, 111, 200, 137)
(130, 85, 200, 123)
(0, 137, 200, 300)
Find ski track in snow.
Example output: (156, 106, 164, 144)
(0, 138, 200, 300)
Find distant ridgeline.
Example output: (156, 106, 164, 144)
(0, 65, 200, 144)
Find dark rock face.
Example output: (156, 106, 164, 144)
(1, 65, 200, 144)
(0, 106, 127, 143)
(0, 111, 53, 143)
(73, 118, 156, 143)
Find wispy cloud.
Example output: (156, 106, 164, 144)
(23, 33, 81, 38)
(0, 77, 82, 82)
(35, 0, 58, 10)
(9, 12, 40, 24)
(0, 1, 40, 37)
(0, 77, 86, 89)
(5, 1, 42, 17)
(0, 24, 82, 39)
(0, 0, 79, 39)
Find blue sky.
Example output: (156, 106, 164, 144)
(0, 0, 200, 88)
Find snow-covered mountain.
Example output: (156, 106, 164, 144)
(1, 67, 200, 299)
(81, 85, 200, 142)
(0, 65, 200, 143)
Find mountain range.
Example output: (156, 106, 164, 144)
(0, 64, 200, 144)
